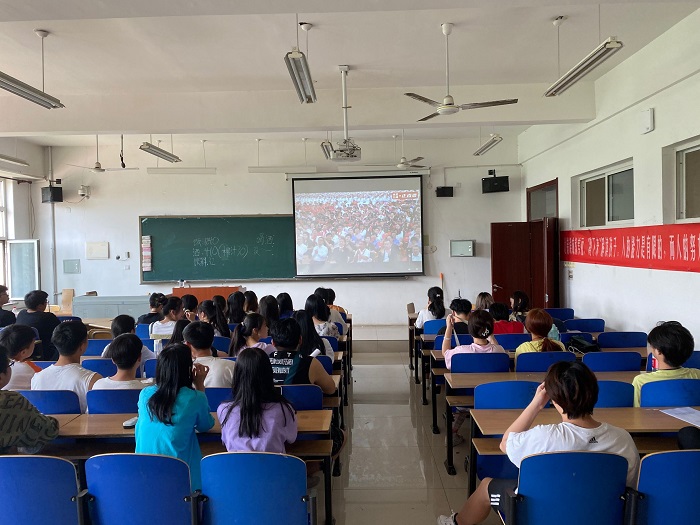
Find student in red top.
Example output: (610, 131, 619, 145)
(489, 302, 525, 334)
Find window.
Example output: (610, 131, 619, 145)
(580, 166, 634, 227)
(527, 179, 558, 221)
(677, 145, 700, 220)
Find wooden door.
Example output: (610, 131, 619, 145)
(490, 222, 531, 304)
(529, 218, 559, 308)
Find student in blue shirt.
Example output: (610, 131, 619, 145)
(136, 343, 214, 490)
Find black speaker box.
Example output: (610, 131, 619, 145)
(481, 176, 510, 194)
(435, 186, 454, 197)
(41, 186, 63, 203)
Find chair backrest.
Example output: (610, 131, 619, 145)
(423, 319, 447, 334)
(637, 450, 700, 525)
(85, 338, 113, 356)
(86, 389, 141, 414)
(140, 338, 155, 351)
(0, 456, 81, 525)
(640, 379, 700, 407)
(515, 452, 627, 525)
(18, 390, 81, 414)
(494, 333, 532, 350)
(205, 387, 232, 411)
(434, 334, 474, 350)
(544, 308, 575, 321)
(564, 318, 605, 332)
(407, 302, 415, 314)
(315, 355, 333, 374)
(339, 311, 347, 322)
(212, 336, 231, 353)
(135, 324, 150, 338)
(280, 384, 323, 410)
(201, 452, 308, 525)
(144, 358, 157, 378)
(57, 315, 82, 323)
(450, 353, 510, 373)
(259, 336, 272, 344)
(228, 323, 238, 332)
(88, 329, 113, 339)
(82, 358, 118, 377)
(474, 381, 539, 409)
(582, 351, 642, 371)
(515, 352, 576, 372)
(334, 321, 344, 334)
(644, 351, 700, 372)
(86, 454, 193, 525)
(595, 381, 634, 407)
(596, 331, 647, 349)
(560, 332, 593, 345)
(322, 335, 339, 353)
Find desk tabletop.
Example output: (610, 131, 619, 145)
(471, 406, 695, 435)
(83, 318, 114, 330)
(54, 414, 81, 428)
(444, 370, 641, 389)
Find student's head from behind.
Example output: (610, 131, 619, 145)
(183, 321, 215, 351)
(525, 308, 553, 338)
(314, 287, 330, 304)
(162, 297, 183, 320)
(489, 302, 510, 322)
(449, 298, 472, 317)
(181, 294, 198, 313)
(270, 318, 301, 351)
(326, 288, 337, 305)
(0, 324, 37, 360)
(510, 290, 530, 313)
(232, 347, 276, 402)
(259, 295, 280, 328)
(427, 286, 446, 319)
(149, 344, 194, 424)
(468, 310, 495, 340)
(647, 321, 695, 367)
(24, 290, 49, 311)
(276, 292, 293, 313)
(51, 321, 88, 357)
(474, 292, 494, 311)
(197, 300, 217, 322)
(149, 292, 167, 309)
(109, 333, 143, 370)
(544, 361, 598, 419)
(111, 314, 136, 337)
(167, 319, 191, 346)
(0, 346, 11, 389)
(305, 293, 330, 322)
(243, 290, 259, 313)
(212, 295, 227, 313)
(229, 313, 266, 356)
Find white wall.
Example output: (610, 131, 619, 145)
(519, 9, 700, 336)
(23, 136, 521, 325)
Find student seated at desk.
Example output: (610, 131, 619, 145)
(15, 290, 60, 360)
(632, 321, 700, 407)
(136, 344, 214, 491)
(437, 298, 472, 336)
(137, 292, 167, 325)
(150, 297, 184, 338)
(181, 294, 199, 322)
(218, 347, 297, 453)
(165, 319, 190, 347)
(0, 346, 59, 454)
(293, 310, 333, 361)
(508, 290, 529, 323)
(184, 322, 235, 388)
(101, 315, 156, 364)
(227, 291, 246, 324)
(243, 290, 259, 314)
(229, 313, 275, 357)
(326, 287, 346, 315)
(0, 325, 42, 391)
(415, 286, 450, 330)
(437, 362, 639, 525)
(513, 309, 565, 362)
(489, 302, 525, 334)
(94, 334, 152, 390)
(276, 292, 294, 320)
(474, 292, 494, 311)
(197, 300, 230, 338)
(305, 293, 339, 338)
(0, 285, 16, 327)
(259, 295, 280, 333)
(31, 321, 101, 413)
(315, 288, 346, 334)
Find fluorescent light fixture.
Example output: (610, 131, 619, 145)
(0, 70, 64, 109)
(147, 167, 215, 175)
(139, 142, 182, 163)
(473, 134, 503, 156)
(0, 153, 30, 167)
(337, 165, 430, 175)
(285, 47, 317, 104)
(544, 37, 623, 97)
(248, 166, 317, 174)
(0, 168, 43, 181)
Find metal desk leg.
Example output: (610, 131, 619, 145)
(414, 340, 421, 384)
(408, 327, 414, 370)
(323, 456, 334, 525)
(421, 351, 429, 405)
(444, 391, 456, 475)
(468, 415, 478, 495)
(431, 368, 440, 434)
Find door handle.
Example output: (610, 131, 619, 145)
(493, 284, 503, 290)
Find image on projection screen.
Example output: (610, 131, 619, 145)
(293, 175, 424, 277)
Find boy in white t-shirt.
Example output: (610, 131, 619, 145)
(30, 321, 101, 413)
(93, 334, 152, 390)
(101, 314, 156, 374)
(184, 321, 235, 389)
(0, 324, 42, 391)
(437, 361, 640, 525)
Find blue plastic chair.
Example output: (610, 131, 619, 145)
(560, 332, 593, 345)
(493, 333, 531, 350)
(315, 355, 333, 374)
(85, 339, 113, 356)
(434, 334, 474, 350)
(82, 358, 118, 377)
(544, 308, 575, 321)
(57, 315, 82, 323)
(212, 336, 231, 354)
(140, 338, 155, 351)
(582, 351, 642, 371)
(596, 381, 634, 407)
(334, 322, 344, 335)
(32, 361, 54, 369)
(597, 331, 647, 348)
(0, 456, 82, 525)
(339, 311, 347, 322)
(516, 352, 576, 372)
(228, 323, 238, 332)
(205, 387, 232, 411)
(635, 450, 700, 525)
(135, 324, 150, 338)
(640, 379, 700, 407)
(423, 319, 447, 334)
(18, 390, 81, 414)
(644, 351, 700, 372)
(321, 336, 339, 353)
(144, 358, 157, 378)
(86, 454, 194, 525)
(201, 453, 310, 525)
(87, 389, 141, 414)
(564, 318, 605, 332)
(451, 352, 511, 373)
(259, 337, 272, 344)
(280, 384, 323, 410)
(509, 452, 628, 525)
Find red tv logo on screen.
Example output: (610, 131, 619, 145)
(391, 191, 419, 200)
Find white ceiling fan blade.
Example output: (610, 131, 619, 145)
(407, 156, 424, 164)
(404, 93, 441, 107)
(104, 167, 140, 171)
(66, 163, 91, 170)
(417, 112, 440, 122)
(410, 164, 427, 169)
(460, 99, 518, 110)
(362, 164, 397, 167)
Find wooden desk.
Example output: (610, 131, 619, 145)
(170, 286, 240, 303)
(408, 313, 418, 371)
(82, 318, 113, 330)
(54, 414, 81, 428)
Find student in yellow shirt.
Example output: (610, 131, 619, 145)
(513, 309, 565, 362)
(633, 321, 700, 406)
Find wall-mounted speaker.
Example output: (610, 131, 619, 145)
(41, 186, 63, 203)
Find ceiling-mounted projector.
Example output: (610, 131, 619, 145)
(320, 138, 362, 162)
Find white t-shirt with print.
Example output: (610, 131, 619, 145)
(415, 308, 451, 329)
(193, 356, 236, 388)
(30, 363, 97, 413)
(92, 377, 153, 390)
(101, 344, 156, 363)
(150, 320, 176, 337)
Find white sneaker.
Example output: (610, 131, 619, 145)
(437, 513, 457, 525)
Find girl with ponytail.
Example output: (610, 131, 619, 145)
(228, 313, 275, 357)
(514, 309, 566, 362)
(415, 286, 450, 329)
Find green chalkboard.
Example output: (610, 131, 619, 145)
(140, 216, 295, 281)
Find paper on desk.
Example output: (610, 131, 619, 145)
(660, 407, 700, 428)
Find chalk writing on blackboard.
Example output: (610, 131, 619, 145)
(192, 234, 275, 268)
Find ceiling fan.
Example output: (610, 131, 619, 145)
(364, 130, 428, 169)
(405, 23, 518, 122)
(67, 135, 139, 173)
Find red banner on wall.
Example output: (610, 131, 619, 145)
(561, 223, 700, 273)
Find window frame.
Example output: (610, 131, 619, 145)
(676, 142, 700, 223)
(578, 162, 634, 229)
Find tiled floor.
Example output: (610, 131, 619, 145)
(321, 349, 501, 525)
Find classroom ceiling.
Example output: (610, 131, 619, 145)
(0, 1, 697, 144)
